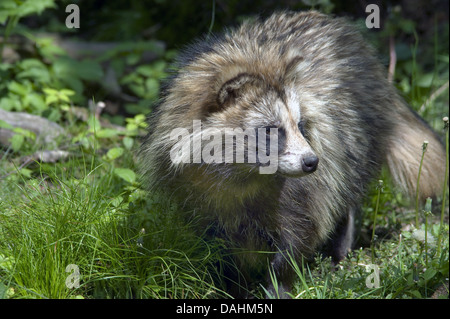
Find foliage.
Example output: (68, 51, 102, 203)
(0, 155, 227, 298)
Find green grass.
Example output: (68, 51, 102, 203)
(0, 151, 228, 299)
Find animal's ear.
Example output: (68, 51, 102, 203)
(217, 73, 260, 107)
(284, 56, 304, 79)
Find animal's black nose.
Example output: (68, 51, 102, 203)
(302, 155, 319, 173)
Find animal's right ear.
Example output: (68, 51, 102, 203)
(284, 55, 304, 79)
(217, 73, 259, 107)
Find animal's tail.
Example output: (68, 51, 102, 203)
(386, 97, 446, 202)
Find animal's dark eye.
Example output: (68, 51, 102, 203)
(298, 120, 306, 136)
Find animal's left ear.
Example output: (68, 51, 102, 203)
(284, 56, 304, 79)
(217, 73, 260, 107)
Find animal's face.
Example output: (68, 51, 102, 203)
(203, 72, 319, 177)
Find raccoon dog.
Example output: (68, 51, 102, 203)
(139, 11, 446, 297)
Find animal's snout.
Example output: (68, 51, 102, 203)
(301, 155, 319, 173)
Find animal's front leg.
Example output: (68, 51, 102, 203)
(266, 250, 296, 299)
(324, 207, 357, 263)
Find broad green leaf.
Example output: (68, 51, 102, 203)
(60, 89, 75, 96)
(45, 94, 59, 105)
(8, 81, 29, 96)
(18, 58, 46, 69)
(43, 88, 59, 95)
(35, 37, 67, 60)
(53, 57, 103, 82)
(422, 268, 437, 281)
(114, 168, 136, 184)
(17, 68, 51, 83)
(145, 78, 159, 99)
(0, 96, 22, 111)
(136, 65, 154, 77)
(410, 290, 422, 298)
(123, 136, 134, 150)
(416, 73, 434, 88)
(24, 93, 47, 112)
(10, 134, 24, 152)
(88, 115, 101, 132)
(19, 168, 32, 178)
(96, 128, 119, 138)
(76, 60, 104, 81)
(0, 0, 56, 23)
(58, 93, 70, 103)
(13, 127, 35, 139)
(0, 120, 13, 130)
(106, 147, 124, 160)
